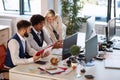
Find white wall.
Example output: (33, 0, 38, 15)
(40, 0, 48, 15)
(54, 0, 62, 14)
(0, 0, 4, 12)
(41, 0, 61, 15)
(0, 14, 30, 36)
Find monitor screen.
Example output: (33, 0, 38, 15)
(85, 34, 98, 62)
(85, 16, 95, 41)
(107, 18, 116, 42)
(62, 33, 78, 60)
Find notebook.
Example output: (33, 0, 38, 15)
(104, 53, 120, 69)
(113, 42, 120, 50)
(38, 66, 65, 75)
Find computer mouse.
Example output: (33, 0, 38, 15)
(85, 75, 94, 79)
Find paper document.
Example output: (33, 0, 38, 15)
(104, 53, 120, 69)
(38, 66, 65, 75)
(36, 44, 53, 56)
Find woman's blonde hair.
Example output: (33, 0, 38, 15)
(45, 9, 55, 17)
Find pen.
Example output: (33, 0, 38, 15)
(38, 67, 45, 71)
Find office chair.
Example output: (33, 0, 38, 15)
(0, 44, 9, 80)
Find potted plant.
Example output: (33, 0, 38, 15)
(70, 45, 86, 73)
(69, 45, 80, 62)
(70, 45, 81, 56)
(61, 0, 85, 35)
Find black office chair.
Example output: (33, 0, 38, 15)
(0, 44, 9, 80)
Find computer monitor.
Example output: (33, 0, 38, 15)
(85, 34, 98, 63)
(106, 18, 116, 43)
(85, 16, 95, 41)
(62, 33, 78, 60)
(84, 16, 98, 65)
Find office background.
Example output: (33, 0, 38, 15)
(0, 0, 120, 80)
(0, 0, 120, 38)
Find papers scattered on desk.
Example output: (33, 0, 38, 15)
(61, 67, 73, 75)
(52, 48, 62, 56)
(104, 53, 120, 69)
(38, 66, 65, 75)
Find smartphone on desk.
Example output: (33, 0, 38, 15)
(35, 60, 47, 65)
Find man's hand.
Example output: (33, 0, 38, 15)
(33, 54, 41, 61)
(33, 51, 50, 61)
(35, 49, 44, 56)
(41, 51, 50, 58)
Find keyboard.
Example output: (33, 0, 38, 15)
(113, 42, 120, 50)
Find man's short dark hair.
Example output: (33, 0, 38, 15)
(17, 20, 31, 30)
(30, 14, 45, 26)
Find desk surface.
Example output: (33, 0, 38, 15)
(9, 33, 120, 80)
(9, 52, 120, 80)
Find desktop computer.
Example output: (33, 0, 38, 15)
(105, 18, 120, 50)
(85, 34, 98, 64)
(84, 16, 98, 65)
(62, 32, 78, 60)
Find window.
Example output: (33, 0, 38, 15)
(81, 0, 108, 22)
(81, 0, 120, 22)
(116, 0, 120, 19)
(29, 0, 41, 14)
(2, 0, 19, 11)
(2, 0, 31, 14)
(1, 0, 41, 15)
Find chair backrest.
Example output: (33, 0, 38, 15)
(0, 44, 6, 69)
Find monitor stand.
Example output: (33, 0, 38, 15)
(86, 62, 95, 67)
(85, 61, 95, 67)
(80, 59, 95, 67)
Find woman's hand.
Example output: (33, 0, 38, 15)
(53, 40, 63, 49)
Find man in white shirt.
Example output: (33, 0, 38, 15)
(27, 14, 62, 51)
(4, 20, 49, 68)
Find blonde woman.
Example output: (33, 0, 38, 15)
(45, 9, 66, 43)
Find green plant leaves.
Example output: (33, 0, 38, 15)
(61, 0, 85, 35)
(70, 45, 81, 56)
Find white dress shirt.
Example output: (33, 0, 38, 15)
(8, 33, 37, 66)
(27, 27, 52, 51)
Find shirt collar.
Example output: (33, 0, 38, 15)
(32, 27, 41, 34)
(17, 32, 25, 42)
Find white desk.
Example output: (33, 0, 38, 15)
(9, 33, 120, 80)
(9, 53, 120, 80)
